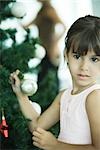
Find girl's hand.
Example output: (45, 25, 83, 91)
(10, 70, 23, 96)
(32, 127, 58, 150)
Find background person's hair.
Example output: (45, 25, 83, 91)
(65, 15, 100, 56)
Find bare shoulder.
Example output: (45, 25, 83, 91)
(86, 88, 100, 117)
(86, 89, 100, 149)
(86, 89, 100, 121)
(53, 89, 66, 105)
(86, 89, 100, 106)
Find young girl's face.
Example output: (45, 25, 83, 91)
(66, 49, 100, 88)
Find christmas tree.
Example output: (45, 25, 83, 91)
(0, 1, 59, 149)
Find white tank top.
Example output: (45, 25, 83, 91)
(58, 84, 100, 145)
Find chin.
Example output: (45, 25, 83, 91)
(76, 80, 93, 87)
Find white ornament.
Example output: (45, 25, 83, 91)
(30, 101, 41, 115)
(11, 2, 26, 18)
(28, 58, 41, 68)
(21, 79, 38, 96)
(35, 44, 46, 59)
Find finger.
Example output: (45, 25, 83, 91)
(32, 136, 40, 142)
(10, 73, 14, 79)
(10, 73, 20, 88)
(11, 70, 20, 79)
(33, 130, 41, 138)
(33, 141, 43, 149)
(12, 72, 20, 82)
(9, 75, 13, 83)
(9, 74, 16, 85)
(36, 127, 47, 134)
(16, 69, 20, 75)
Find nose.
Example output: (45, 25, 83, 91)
(80, 60, 88, 71)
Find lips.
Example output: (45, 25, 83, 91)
(78, 74, 89, 77)
(77, 74, 90, 80)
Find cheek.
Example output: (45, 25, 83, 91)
(92, 65, 100, 74)
(99, 65, 100, 72)
(68, 63, 78, 74)
(91, 66, 100, 80)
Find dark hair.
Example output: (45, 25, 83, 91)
(65, 15, 100, 56)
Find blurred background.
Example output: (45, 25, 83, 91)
(0, 0, 100, 150)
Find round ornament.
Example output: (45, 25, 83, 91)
(21, 79, 38, 96)
(11, 2, 26, 18)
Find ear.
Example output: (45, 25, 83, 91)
(64, 49, 68, 62)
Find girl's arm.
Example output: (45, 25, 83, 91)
(86, 89, 100, 150)
(32, 89, 100, 150)
(29, 92, 61, 132)
(10, 70, 62, 132)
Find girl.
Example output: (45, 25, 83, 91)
(10, 15, 100, 150)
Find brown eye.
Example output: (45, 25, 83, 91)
(91, 57, 99, 63)
(73, 54, 80, 59)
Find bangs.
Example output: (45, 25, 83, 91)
(66, 31, 100, 56)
